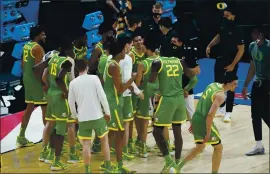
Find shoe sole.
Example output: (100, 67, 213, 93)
(67, 160, 82, 164)
(45, 160, 53, 164)
(246, 152, 265, 156)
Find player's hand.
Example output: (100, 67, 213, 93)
(206, 46, 211, 57)
(104, 114, 111, 123)
(129, 86, 134, 92)
(137, 92, 144, 100)
(242, 87, 248, 99)
(203, 132, 211, 143)
(61, 91, 68, 99)
(184, 90, 189, 98)
(224, 64, 235, 72)
(188, 123, 193, 134)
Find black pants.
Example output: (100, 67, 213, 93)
(214, 58, 238, 112)
(251, 80, 270, 141)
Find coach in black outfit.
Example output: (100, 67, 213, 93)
(158, 17, 183, 57)
(206, 6, 245, 123)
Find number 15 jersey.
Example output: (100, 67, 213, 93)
(157, 57, 184, 97)
(48, 56, 69, 96)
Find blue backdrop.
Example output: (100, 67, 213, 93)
(194, 58, 253, 106)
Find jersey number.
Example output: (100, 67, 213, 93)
(166, 65, 179, 77)
(50, 63, 57, 76)
(23, 50, 28, 62)
(202, 88, 212, 99)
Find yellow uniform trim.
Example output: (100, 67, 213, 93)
(67, 119, 76, 123)
(136, 115, 151, 120)
(211, 126, 221, 139)
(34, 101, 47, 105)
(178, 58, 183, 71)
(78, 135, 92, 140)
(158, 58, 163, 73)
(45, 118, 56, 121)
(155, 96, 163, 114)
(30, 42, 38, 58)
(25, 100, 34, 103)
(114, 87, 119, 105)
(153, 123, 172, 127)
(115, 109, 124, 131)
(73, 46, 84, 52)
(98, 130, 109, 139)
(211, 90, 224, 102)
(108, 127, 119, 131)
(172, 120, 187, 124)
(123, 117, 134, 122)
(143, 60, 149, 75)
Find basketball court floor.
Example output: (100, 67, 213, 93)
(1, 105, 269, 173)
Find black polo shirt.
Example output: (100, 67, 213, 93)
(218, 19, 245, 62)
(141, 17, 163, 48)
(182, 46, 199, 95)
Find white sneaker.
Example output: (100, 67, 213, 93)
(216, 106, 225, 117)
(224, 112, 231, 123)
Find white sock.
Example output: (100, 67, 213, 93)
(256, 141, 263, 148)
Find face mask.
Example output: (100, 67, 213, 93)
(153, 12, 162, 18)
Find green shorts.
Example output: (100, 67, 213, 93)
(108, 104, 124, 131)
(123, 96, 134, 122)
(192, 117, 221, 144)
(78, 117, 109, 140)
(23, 79, 47, 105)
(54, 120, 67, 136)
(46, 94, 70, 121)
(137, 88, 155, 120)
(153, 94, 187, 127)
(132, 94, 139, 114)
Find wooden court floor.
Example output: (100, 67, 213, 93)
(1, 105, 269, 173)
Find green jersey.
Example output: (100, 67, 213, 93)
(73, 45, 87, 60)
(22, 42, 39, 82)
(47, 55, 69, 96)
(194, 83, 224, 119)
(130, 47, 145, 71)
(249, 39, 270, 80)
(157, 57, 183, 97)
(96, 42, 105, 55)
(103, 59, 123, 107)
(141, 56, 159, 90)
(98, 53, 109, 77)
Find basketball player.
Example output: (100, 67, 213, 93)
(89, 22, 115, 75)
(128, 28, 147, 153)
(73, 28, 88, 60)
(37, 41, 80, 165)
(43, 40, 80, 171)
(68, 59, 114, 173)
(150, 56, 198, 173)
(16, 25, 47, 148)
(242, 25, 270, 156)
(178, 74, 238, 173)
(98, 35, 115, 82)
(135, 34, 160, 158)
(119, 32, 144, 160)
(103, 35, 136, 173)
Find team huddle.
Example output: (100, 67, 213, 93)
(16, 19, 239, 174)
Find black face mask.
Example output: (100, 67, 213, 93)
(153, 12, 162, 19)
